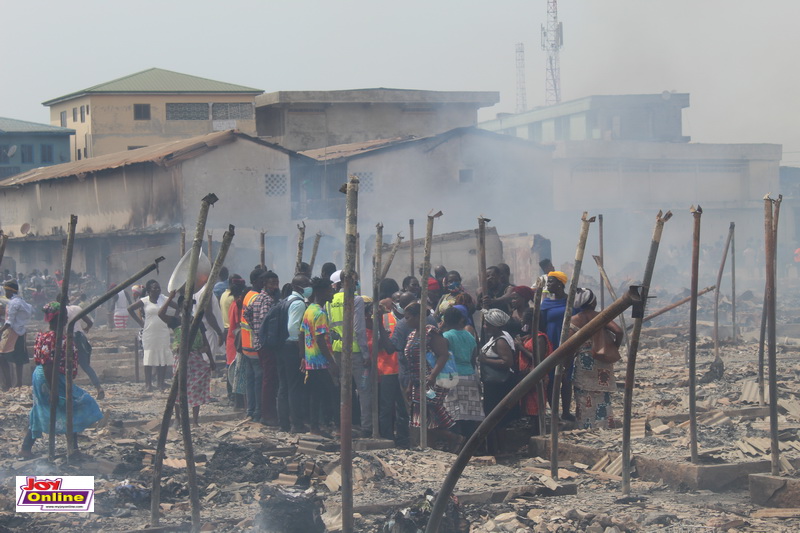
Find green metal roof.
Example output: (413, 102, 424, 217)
(42, 68, 263, 106)
(0, 117, 74, 135)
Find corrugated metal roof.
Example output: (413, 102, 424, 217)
(0, 130, 301, 188)
(0, 117, 74, 135)
(300, 136, 417, 161)
(43, 68, 263, 106)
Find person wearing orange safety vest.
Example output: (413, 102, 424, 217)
(239, 269, 266, 421)
(371, 297, 410, 448)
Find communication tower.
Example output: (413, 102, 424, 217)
(515, 43, 527, 114)
(541, 0, 564, 105)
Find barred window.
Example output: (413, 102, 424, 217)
(166, 103, 209, 120)
(212, 103, 253, 120)
(353, 172, 374, 192)
(265, 173, 287, 196)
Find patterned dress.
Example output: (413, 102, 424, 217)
(404, 325, 455, 430)
(172, 327, 212, 408)
(573, 338, 616, 429)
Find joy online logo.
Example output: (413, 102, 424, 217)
(16, 476, 94, 512)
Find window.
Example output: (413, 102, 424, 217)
(40, 144, 54, 163)
(264, 173, 288, 196)
(73, 108, 78, 122)
(76, 149, 82, 160)
(0, 145, 10, 163)
(83, 147, 87, 158)
(459, 169, 474, 183)
(127, 146, 146, 151)
(166, 103, 209, 120)
(20, 145, 34, 164)
(80, 106, 85, 123)
(60, 111, 67, 128)
(86, 105, 89, 115)
(133, 104, 151, 120)
(212, 103, 253, 120)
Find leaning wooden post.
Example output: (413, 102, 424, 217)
(260, 230, 266, 269)
(688, 205, 702, 464)
(309, 231, 322, 273)
(551, 211, 595, 479)
(425, 288, 643, 533)
(295, 221, 306, 275)
(731, 225, 737, 344)
(713, 223, 735, 362)
(340, 176, 360, 533)
(764, 195, 780, 475)
(380, 233, 404, 280)
(621, 210, 671, 495)
(598, 214, 605, 310)
(477, 217, 489, 302)
(592, 256, 629, 347)
(632, 285, 715, 327)
(180, 227, 186, 256)
(409, 219, 415, 276)
(207, 231, 213, 259)
(49, 214, 77, 461)
(419, 211, 442, 449)
(531, 278, 547, 437)
(371, 223, 383, 438)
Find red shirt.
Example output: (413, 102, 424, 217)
(34, 330, 78, 378)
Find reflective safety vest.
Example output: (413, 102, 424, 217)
(239, 290, 260, 358)
(326, 291, 360, 353)
(377, 312, 399, 376)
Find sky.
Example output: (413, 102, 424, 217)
(2, 0, 800, 161)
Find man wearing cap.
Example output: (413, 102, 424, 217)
(326, 270, 372, 436)
(0, 280, 33, 390)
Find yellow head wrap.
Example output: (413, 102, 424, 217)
(547, 271, 567, 285)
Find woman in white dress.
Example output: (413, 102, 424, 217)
(128, 280, 176, 391)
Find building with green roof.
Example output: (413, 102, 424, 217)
(43, 68, 263, 158)
(0, 117, 74, 179)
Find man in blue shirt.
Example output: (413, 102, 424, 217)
(277, 274, 311, 433)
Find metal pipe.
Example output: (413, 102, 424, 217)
(622, 210, 671, 495)
(380, 233, 404, 281)
(49, 214, 77, 461)
(419, 211, 442, 449)
(765, 195, 780, 475)
(551, 212, 595, 479)
(409, 219, 415, 276)
(425, 287, 642, 533)
(629, 285, 716, 328)
(688, 205, 702, 464)
(598, 214, 605, 310)
(309, 231, 322, 273)
(371, 223, 383, 439)
(713, 223, 735, 361)
(340, 176, 359, 533)
(295, 221, 306, 275)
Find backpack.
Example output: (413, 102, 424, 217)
(258, 294, 303, 350)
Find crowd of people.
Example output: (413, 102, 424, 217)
(3, 256, 626, 457)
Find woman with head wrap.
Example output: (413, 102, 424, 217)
(569, 288, 623, 429)
(539, 271, 578, 421)
(478, 308, 518, 454)
(435, 271, 475, 318)
(19, 302, 103, 458)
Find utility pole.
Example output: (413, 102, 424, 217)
(541, 0, 564, 105)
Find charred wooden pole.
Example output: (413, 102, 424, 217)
(409, 219, 415, 276)
(371, 223, 383, 438)
(598, 214, 605, 309)
(356, 232, 361, 277)
(207, 231, 213, 259)
(622, 210, 671, 495)
(0, 232, 8, 266)
(260, 230, 266, 269)
(713, 223, 735, 362)
(419, 211, 442, 449)
(764, 195, 780, 475)
(592, 256, 629, 345)
(295, 221, 306, 275)
(759, 195, 782, 407)
(380, 233, 404, 280)
(426, 287, 643, 533)
(630, 285, 716, 327)
(477, 217, 489, 303)
(531, 278, 547, 437)
(180, 227, 186, 256)
(340, 177, 360, 533)
(731, 225, 737, 344)
(309, 231, 322, 273)
(688, 205, 702, 464)
(49, 214, 77, 461)
(66, 256, 165, 460)
(551, 212, 595, 479)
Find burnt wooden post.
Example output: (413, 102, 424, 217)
(551, 212, 594, 479)
(731, 224, 737, 343)
(688, 205, 702, 464)
(598, 214, 605, 309)
(207, 231, 213, 259)
(409, 219, 415, 276)
(633, 285, 715, 326)
(295, 221, 306, 275)
(764, 195, 781, 475)
(0, 232, 8, 267)
(260, 230, 266, 269)
(49, 214, 77, 461)
(622, 210, 671, 495)
(180, 227, 186, 256)
(380, 233, 404, 280)
(592, 256, 629, 347)
(340, 176, 360, 533)
(309, 231, 322, 273)
(713, 223, 735, 361)
(419, 211, 442, 449)
(531, 278, 546, 437)
(371, 223, 383, 438)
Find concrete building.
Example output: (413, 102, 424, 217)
(256, 88, 499, 151)
(0, 117, 74, 179)
(43, 68, 262, 160)
(480, 93, 690, 144)
(0, 130, 313, 282)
